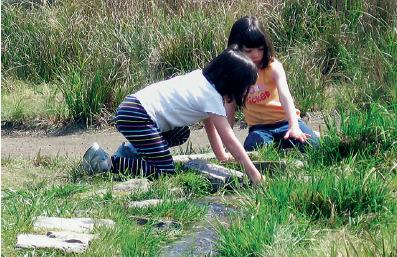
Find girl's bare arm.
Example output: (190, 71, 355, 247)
(206, 114, 263, 184)
(271, 59, 310, 142)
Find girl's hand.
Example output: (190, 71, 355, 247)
(283, 127, 311, 142)
(250, 173, 265, 186)
(219, 152, 235, 164)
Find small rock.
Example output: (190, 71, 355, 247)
(292, 160, 305, 169)
(169, 187, 184, 196)
(112, 178, 151, 195)
(154, 220, 180, 230)
(128, 199, 162, 208)
(131, 216, 180, 230)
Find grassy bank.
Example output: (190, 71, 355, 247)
(2, 0, 396, 125)
(2, 1, 397, 255)
(2, 103, 396, 256)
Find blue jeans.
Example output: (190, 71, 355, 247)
(244, 120, 319, 152)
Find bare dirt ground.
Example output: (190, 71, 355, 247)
(1, 126, 249, 159)
(1, 112, 326, 159)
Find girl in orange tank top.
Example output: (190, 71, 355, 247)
(225, 16, 319, 152)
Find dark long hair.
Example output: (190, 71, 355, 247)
(227, 16, 275, 69)
(202, 45, 258, 107)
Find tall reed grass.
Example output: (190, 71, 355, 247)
(2, 0, 396, 124)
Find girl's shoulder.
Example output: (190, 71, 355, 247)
(265, 59, 286, 80)
(267, 59, 285, 74)
(268, 58, 283, 70)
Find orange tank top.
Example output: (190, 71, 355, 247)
(243, 67, 300, 126)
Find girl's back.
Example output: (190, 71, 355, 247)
(134, 69, 225, 132)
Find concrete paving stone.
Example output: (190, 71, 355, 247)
(33, 216, 115, 233)
(16, 233, 89, 253)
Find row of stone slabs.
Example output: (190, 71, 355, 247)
(16, 152, 292, 254)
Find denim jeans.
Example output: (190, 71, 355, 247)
(244, 120, 319, 152)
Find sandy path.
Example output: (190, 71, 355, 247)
(1, 127, 249, 158)
(1, 112, 326, 159)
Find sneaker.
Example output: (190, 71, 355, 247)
(113, 142, 139, 158)
(82, 142, 111, 174)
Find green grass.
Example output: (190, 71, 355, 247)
(1, 0, 396, 124)
(214, 104, 397, 256)
(2, 108, 396, 255)
(1, 160, 210, 256)
(1, 78, 68, 125)
(1, 0, 397, 255)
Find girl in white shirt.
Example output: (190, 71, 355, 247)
(83, 45, 263, 185)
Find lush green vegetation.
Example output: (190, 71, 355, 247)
(2, 0, 396, 124)
(2, 103, 396, 256)
(1, 163, 211, 256)
(2, 0, 396, 256)
(217, 103, 397, 256)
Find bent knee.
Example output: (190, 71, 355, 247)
(244, 131, 272, 151)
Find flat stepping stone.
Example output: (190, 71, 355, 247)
(79, 178, 151, 198)
(128, 199, 162, 208)
(128, 198, 184, 209)
(112, 178, 150, 195)
(174, 152, 302, 174)
(173, 153, 216, 162)
(183, 159, 247, 190)
(45, 231, 97, 244)
(16, 232, 95, 253)
(33, 216, 115, 233)
(173, 152, 258, 163)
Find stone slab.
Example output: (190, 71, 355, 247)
(127, 198, 185, 209)
(173, 153, 216, 163)
(16, 233, 89, 253)
(112, 178, 150, 194)
(173, 151, 259, 163)
(33, 216, 115, 233)
(127, 199, 162, 208)
(183, 159, 246, 190)
(45, 231, 97, 244)
(79, 178, 151, 198)
(112, 178, 150, 192)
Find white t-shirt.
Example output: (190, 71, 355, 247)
(134, 69, 226, 132)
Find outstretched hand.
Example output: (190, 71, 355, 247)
(283, 127, 311, 142)
(219, 152, 235, 164)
